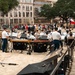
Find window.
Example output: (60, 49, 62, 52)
(14, 19, 18, 23)
(6, 14, 8, 17)
(30, 6, 32, 11)
(26, 12, 29, 17)
(19, 12, 21, 17)
(19, 19, 21, 23)
(26, 6, 29, 11)
(10, 13, 12, 17)
(10, 19, 13, 24)
(0, 19, 3, 23)
(14, 12, 17, 17)
(23, 12, 25, 17)
(30, 12, 32, 17)
(22, 6, 25, 10)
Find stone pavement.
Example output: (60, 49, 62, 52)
(0, 50, 49, 75)
(0, 44, 74, 75)
(0, 45, 67, 75)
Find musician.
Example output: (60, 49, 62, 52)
(47, 30, 52, 40)
(34, 30, 40, 39)
(67, 31, 74, 61)
(20, 31, 27, 39)
(39, 29, 46, 36)
(58, 25, 62, 34)
(67, 31, 74, 46)
(51, 27, 61, 50)
(27, 31, 36, 40)
(2, 28, 9, 52)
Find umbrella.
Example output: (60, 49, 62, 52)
(17, 59, 54, 75)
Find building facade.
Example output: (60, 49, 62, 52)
(0, 0, 57, 25)
(0, 0, 34, 25)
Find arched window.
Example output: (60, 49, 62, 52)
(10, 13, 12, 17)
(30, 6, 32, 10)
(22, 6, 25, 10)
(19, 12, 21, 17)
(26, 12, 29, 17)
(30, 12, 32, 17)
(26, 6, 29, 11)
(14, 12, 17, 17)
(23, 12, 25, 17)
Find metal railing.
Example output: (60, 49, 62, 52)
(50, 38, 75, 75)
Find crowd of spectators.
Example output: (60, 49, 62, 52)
(1, 18, 75, 52)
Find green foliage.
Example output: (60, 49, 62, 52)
(40, 4, 52, 19)
(53, 0, 75, 18)
(40, 0, 75, 19)
(0, 0, 19, 15)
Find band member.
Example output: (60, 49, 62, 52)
(2, 28, 9, 52)
(51, 27, 61, 50)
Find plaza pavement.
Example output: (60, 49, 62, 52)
(0, 50, 49, 75)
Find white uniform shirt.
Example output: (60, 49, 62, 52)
(47, 33, 52, 39)
(58, 27, 62, 31)
(40, 32, 46, 36)
(2, 30, 9, 39)
(52, 31, 61, 40)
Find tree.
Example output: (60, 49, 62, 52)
(40, 4, 52, 20)
(0, 0, 19, 24)
(34, 8, 39, 16)
(40, 0, 75, 20)
(53, 0, 75, 19)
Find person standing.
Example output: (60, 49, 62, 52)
(2, 28, 9, 52)
(51, 27, 61, 50)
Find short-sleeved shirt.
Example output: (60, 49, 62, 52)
(2, 30, 9, 39)
(52, 31, 61, 40)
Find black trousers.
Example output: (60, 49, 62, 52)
(2, 39, 8, 52)
(52, 40, 60, 50)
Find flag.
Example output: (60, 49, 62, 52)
(70, 18, 75, 24)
